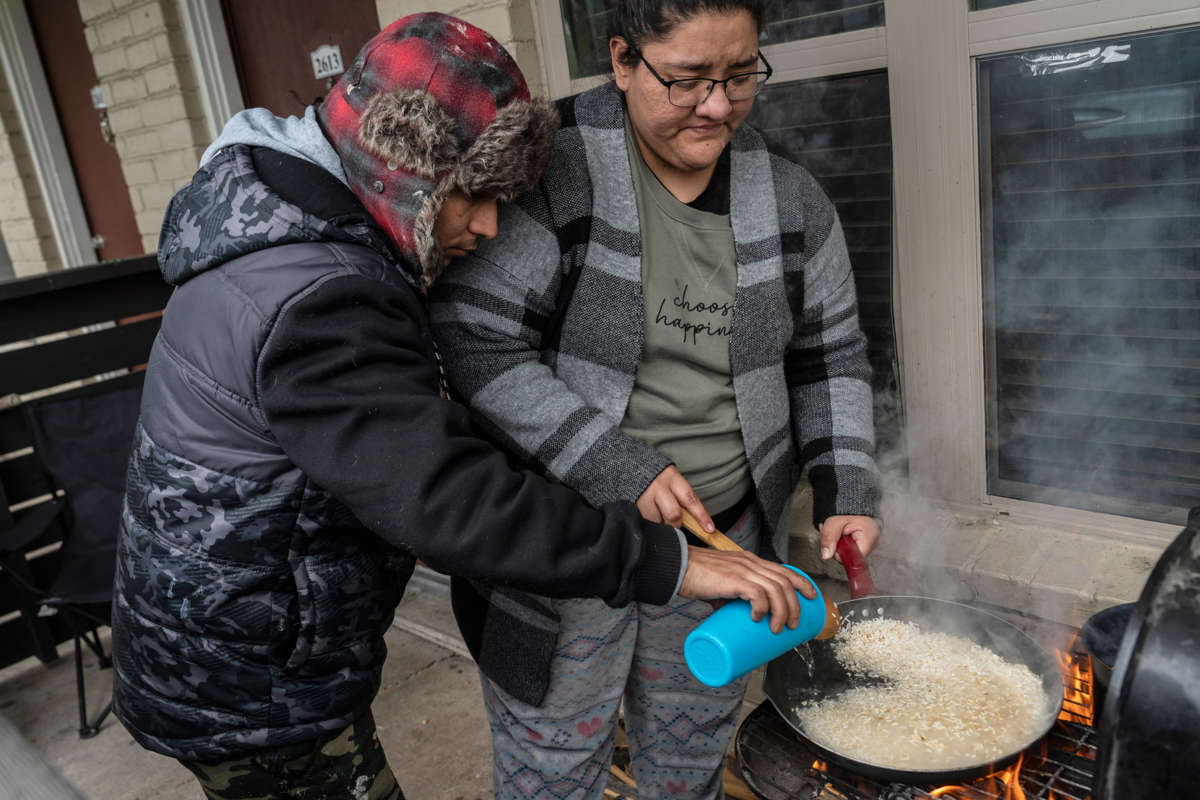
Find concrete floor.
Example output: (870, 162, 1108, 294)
(0, 575, 495, 799)
(0, 570, 841, 799)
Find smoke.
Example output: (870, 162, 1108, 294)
(861, 32, 1197, 634)
(985, 36, 1197, 529)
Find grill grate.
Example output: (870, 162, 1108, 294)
(736, 631, 1099, 800)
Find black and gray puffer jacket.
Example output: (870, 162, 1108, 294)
(111, 143, 683, 761)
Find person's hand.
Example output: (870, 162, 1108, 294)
(637, 465, 713, 531)
(677, 547, 817, 633)
(818, 515, 880, 561)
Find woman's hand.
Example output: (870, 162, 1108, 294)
(818, 514, 880, 561)
(637, 465, 714, 531)
(678, 547, 817, 633)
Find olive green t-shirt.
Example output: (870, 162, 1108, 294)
(618, 122, 752, 513)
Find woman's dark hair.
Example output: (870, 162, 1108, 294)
(609, 0, 766, 67)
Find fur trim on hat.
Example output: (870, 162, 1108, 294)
(358, 89, 461, 178)
(412, 179, 453, 284)
(453, 98, 559, 202)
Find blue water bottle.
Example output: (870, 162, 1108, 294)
(684, 564, 838, 687)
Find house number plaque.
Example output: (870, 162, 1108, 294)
(311, 44, 345, 80)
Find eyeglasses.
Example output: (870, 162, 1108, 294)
(633, 49, 773, 108)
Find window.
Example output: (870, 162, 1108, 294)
(556, 0, 885, 80)
(558, 0, 610, 80)
(540, 0, 1200, 534)
(969, 0, 1036, 10)
(748, 71, 900, 457)
(760, 1, 884, 46)
(978, 26, 1200, 525)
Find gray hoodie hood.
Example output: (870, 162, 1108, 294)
(202, 106, 347, 185)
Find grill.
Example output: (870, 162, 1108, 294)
(735, 610, 1099, 800)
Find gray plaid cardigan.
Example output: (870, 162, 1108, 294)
(431, 82, 880, 551)
(431, 82, 879, 704)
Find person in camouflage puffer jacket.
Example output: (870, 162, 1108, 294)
(111, 13, 814, 799)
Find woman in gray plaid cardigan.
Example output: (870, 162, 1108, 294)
(431, 1, 881, 797)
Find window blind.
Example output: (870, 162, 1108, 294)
(970, 0, 1036, 11)
(979, 27, 1200, 525)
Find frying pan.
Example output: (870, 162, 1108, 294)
(681, 515, 1064, 785)
(762, 594, 1063, 783)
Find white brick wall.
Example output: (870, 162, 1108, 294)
(79, 0, 116, 18)
(374, 0, 548, 97)
(82, 0, 207, 253)
(0, 71, 61, 277)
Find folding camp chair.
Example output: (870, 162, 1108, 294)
(13, 384, 141, 738)
(0, 480, 66, 664)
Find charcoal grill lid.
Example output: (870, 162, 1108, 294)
(1094, 511, 1200, 800)
(1080, 604, 1133, 668)
(1079, 602, 1133, 686)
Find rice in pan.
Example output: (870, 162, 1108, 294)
(795, 618, 1053, 770)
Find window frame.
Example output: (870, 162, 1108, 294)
(0, 0, 94, 268)
(534, 0, 889, 96)
(533, 0, 1198, 544)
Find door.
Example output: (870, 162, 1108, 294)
(26, 0, 142, 262)
(221, 0, 381, 118)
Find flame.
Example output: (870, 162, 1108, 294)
(998, 755, 1027, 800)
(929, 754, 1028, 800)
(1056, 648, 1095, 726)
(805, 759, 852, 800)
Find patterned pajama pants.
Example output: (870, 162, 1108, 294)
(483, 507, 762, 800)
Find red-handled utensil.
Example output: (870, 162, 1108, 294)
(836, 534, 878, 599)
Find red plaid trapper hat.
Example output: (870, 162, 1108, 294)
(318, 13, 557, 284)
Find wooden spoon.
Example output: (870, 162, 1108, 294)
(677, 509, 840, 640)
